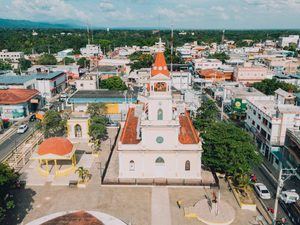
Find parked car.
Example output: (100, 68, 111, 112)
(280, 190, 299, 204)
(29, 114, 36, 122)
(254, 183, 271, 199)
(17, 124, 28, 134)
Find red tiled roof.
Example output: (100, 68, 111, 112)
(151, 52, 170, 77)
(179, 111, 200, 144)
(0, 89, 39, 104)
(38, 137, 74, 156)
(41, 211, 104, 225)
(120, 107, 140, 144)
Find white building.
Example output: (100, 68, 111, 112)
(75, 76, 97, 90)
(57, 49, 73, 61)
(118, 49, 203, 183)
(80, 44, 103, 57)
(245, 89, 300, 169)
(278, 35, 299, 48)
(0, 49, 24, 62)
(193, 58, 222, 70)
(171, 70, 192, 90)
(34, 72, 67, 100)
(233, 64, 272, 85)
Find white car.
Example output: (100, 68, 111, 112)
(280, 190, 299, 204)
(254, 183, 271, 199)
(17, 124, 28, 134)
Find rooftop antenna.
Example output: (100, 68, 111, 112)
(87, 23, 90, 45)
(221, 29, 225, 44)
(170, 24, 174, 73)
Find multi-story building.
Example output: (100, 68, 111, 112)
(233, 64, 271, 85)
(0, 49, 24, 62)
(245, 89, 300, 169)
(80, 44, 103, 57)
(193, 58, 222, 70)
(264, 57, 299, 75)
(278, 35, 299, 48)
(282, 128, 300, 180)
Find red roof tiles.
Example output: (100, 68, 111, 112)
(120, 107, 140, 144)
(41, 211, 104, 225)
(0, 89, 39, 104)
(151, 52, 170, 77)
(179, 111, 200, 144)
(38, 137, 74, 156)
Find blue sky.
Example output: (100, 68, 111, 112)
(0, 0, 300, 29)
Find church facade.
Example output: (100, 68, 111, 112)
(118, 48, 202, 182)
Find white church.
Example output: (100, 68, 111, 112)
(118, 45, 203, 183)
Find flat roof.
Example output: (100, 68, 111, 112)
(68, 89, 138, 104)
(33, 71, 65, 80)
(0, 75, 35, 85)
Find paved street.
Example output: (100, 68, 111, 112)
(0, 121, 37, 160)
(253, 162, 293, 224)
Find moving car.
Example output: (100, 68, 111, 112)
(17, 124, 28, 134)
(280, 190, 299, 204)
(254, 183, 271, 199)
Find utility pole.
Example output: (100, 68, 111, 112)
(272, 167, 297, 225)
(170, 24, 174, 74)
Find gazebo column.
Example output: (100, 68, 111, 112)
(45, 160, 49, 174)
(54, 160, 58, 176)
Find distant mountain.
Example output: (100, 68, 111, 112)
(0, 18, 83, 29)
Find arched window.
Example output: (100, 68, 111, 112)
(185, 160, 190, 171)
(155, 157, 165, 164)
(129, 160, 135, 171)
(74, 124, 82, 138)
(157, 109, 163, 120)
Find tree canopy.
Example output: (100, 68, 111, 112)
(129, 52, 153, 71)
(0, 163, 19, 222)
(193, 99, 219, 132)
(87, 103, 107, 117)
(88, 115, 108, 149)
(39, 110, 66, 138)
(38, 54, 57, 65)
(19, 58, 32, 71)
(62, 57, 75, 65)
(208, 52, 230, 63)
(77, 57, 90, 68)
(100, 76, 127, 91)
(0, 60, 12, 70)
(253, 79, 299, 95)
(202, 121, 261, 176)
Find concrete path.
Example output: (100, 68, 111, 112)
(151, 187, 172, 225)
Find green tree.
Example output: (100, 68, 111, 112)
(62, 57, 75, 65)
(38, 54, 57, 65)
(0, 60, 12, 70)
(87, 103, 107, 117)
(39, 110, 66, 138)
(0, 163, 19, 222)
(75, 167, 90, 183)
(100, 76, 127, 90)
(77, 57, 90, 68)
(253, 79, 299, 95)
(202, 121, 261, 178)
(193, 99, 219, 132)
(129, 52, 153, 71)
(88, 116, 108, 149)
(208, 52, 230, 63)
(19, 58, 32, 71)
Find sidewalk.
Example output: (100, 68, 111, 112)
(151, 187, 172, 225)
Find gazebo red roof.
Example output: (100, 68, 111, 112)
(38, 137, 73, 156)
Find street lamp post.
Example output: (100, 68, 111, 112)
(272, 167, 297, 225)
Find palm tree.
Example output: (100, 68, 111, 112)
(75, 167, 90, 183)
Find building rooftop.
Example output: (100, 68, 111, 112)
(33, 71, 65, 80)
(68, 89, 138, 104)
(0, 88, 39, 104)
(120, 107, 141, 144)
(0, 75, 35, 85)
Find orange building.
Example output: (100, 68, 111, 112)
(197, 69, 233, 81)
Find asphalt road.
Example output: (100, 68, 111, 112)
(0, 121, 37, 160)
(253, 165, 293, 224)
